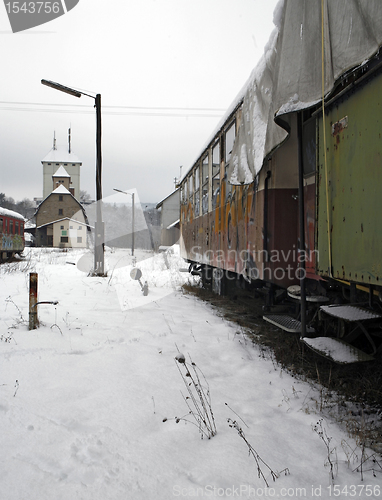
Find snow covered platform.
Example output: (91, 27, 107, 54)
(263, 314, 315, 334)
(320, 304, 381, 321)
(302, 337, 375, 364)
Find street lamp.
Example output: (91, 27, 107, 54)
(113, 189, 135, 256)
(41, 79, 105, 276)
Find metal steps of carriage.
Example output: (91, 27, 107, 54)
(320, 304, 381, 322)
(263, 303, 381, 364)
(262, 314, 315, 334)
(301, 336, 375, 364)
(303, 304, 381, 364)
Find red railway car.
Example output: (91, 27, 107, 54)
(0, 207, 25, 261)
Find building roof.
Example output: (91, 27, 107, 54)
(156, 188, 180, 209)
(53, 165, 71, 178)
(42, 145, 81, 164)
(52, 185, 71, 194)
(34, 185, 85, 217)
(37, 217, 92, 229)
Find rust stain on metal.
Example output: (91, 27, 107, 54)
(331, 116, 348, 137)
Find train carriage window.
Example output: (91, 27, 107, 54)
(185, 177, 189, 202)
(181, 183, 186, 204)
(10, 220, 13, 234)
(202, 154, 209, 215)
(0, 218, 3, 232)
(202, 154, 209, 184)
(225, 122, 236, 164)
(15, 221, 19, 235)
(212, 142, 220, 178)
(194, 165, 200, 217)
(212, 142, 220, 210)
(188, 174, 193, 199)
(20, 223, 24, 236)
(224, 124, 235, 201)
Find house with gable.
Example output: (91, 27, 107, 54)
(34, 131, 90, 248)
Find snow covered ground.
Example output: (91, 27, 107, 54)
(0, 247, 381, 500)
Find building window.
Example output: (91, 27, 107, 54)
(61, 236, 69, 243)
(59, 195, 63, 201)
(78, 226, 82, 230)
(77, 237, 82, 243)
(60, 225, 64, 230)
(58, 209, 63, 215)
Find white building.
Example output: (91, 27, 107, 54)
(156, 189, 180, 247)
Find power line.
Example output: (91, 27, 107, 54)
(0, 100, 225, 117)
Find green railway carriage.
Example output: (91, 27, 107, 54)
(317, 64, 382, 290)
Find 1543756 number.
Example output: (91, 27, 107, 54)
(327, 485, 381, 497)
(5, 2, 61, 14)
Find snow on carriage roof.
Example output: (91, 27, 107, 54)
(0, 207, 25, 221)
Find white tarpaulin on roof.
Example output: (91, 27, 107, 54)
(229, 0, 382, 185)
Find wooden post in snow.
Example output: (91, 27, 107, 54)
(29, 272, 38, 330)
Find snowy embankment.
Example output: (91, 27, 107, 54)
(0, 248, 381, 500)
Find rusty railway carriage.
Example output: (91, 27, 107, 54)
(180, 107, 300, 294)
(179, 0, 382, 361)
(0, 207, 25, 261)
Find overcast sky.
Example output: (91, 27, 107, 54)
(1, 0, 279, 205)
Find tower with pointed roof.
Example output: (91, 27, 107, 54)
(34, 129, 89, 248)
(41, 129, 82, 201)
